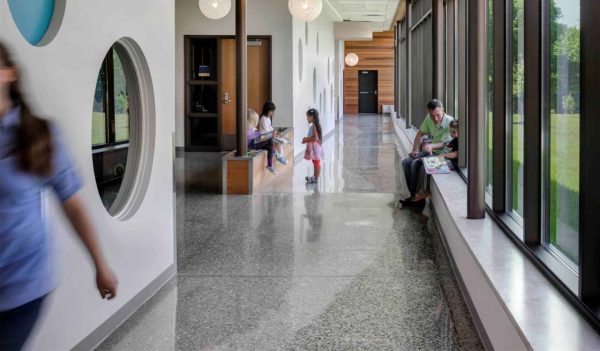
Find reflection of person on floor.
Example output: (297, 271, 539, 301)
(259, 101, 288, 165)
(400, 99, 454, 204)
(247, 109, 277, 174)
(302, 108, 324, 184)
(412, 120, 459, 203)
(0, 41, 118, 350)
(304, 187, 322, 242)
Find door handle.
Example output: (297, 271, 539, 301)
(360, 91, 368, 94)
(223, 92, 231, 104)
(374, 90, 378, 95)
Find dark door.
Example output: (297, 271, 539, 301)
(358, 70, 378, 113)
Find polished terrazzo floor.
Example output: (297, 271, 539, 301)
(97, 115, 482, 351)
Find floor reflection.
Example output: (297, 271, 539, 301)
(98, 114, 482, 351)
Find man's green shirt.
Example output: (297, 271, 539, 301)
(419, 114, 455, 154)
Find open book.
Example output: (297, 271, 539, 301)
(423, 155, 450, 174)
(274, 135, 291, 144)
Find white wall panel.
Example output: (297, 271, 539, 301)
(0, 1, 175, 349)
(175, 0, 294, 147)
(292, 5, 338, 158)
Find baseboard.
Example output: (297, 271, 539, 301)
(72, 264, 177, 351)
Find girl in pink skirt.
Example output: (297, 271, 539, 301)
(302, 108, 324, 183)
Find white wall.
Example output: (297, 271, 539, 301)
(292, 4, 339, 155)
(175, 0, 294, 147)
(0, 1, 175, 350)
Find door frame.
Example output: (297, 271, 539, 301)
(183, 35, 272, 151)
(358, 70, 379, 114)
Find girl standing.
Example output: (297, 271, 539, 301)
(259, 101, 288, 165)
(302, 108, 324, 184)
(0, 41, 117, 350)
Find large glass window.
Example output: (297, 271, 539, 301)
(487, 0, 494, 193)
(510, 0, 525, 219)
(545, 0, 580, 262)
(92, 47, 130, 212)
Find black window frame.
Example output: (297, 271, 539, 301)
(92, 47, 130, 153)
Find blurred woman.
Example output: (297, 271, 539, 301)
(0, 41, 117, 350)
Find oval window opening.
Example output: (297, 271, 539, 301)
(91, 39, 155, 220)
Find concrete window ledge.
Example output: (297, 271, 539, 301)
(392, 117, 600, 350)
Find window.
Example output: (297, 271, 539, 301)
(509, 0, 525, 219)
(544, 0, 580, 263)
(486, 0, 494, 192)
(92, 47, 131, 212)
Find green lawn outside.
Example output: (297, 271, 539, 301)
(92, 112, 129, 145)
(503, 114, 579, 260)
(92, 112, 106, 145)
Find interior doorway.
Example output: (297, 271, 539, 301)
(184, 36, 271, 151)
(358, 70, 378, 113)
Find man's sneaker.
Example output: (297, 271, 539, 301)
(267, 166, 277, 174)
(305, 176, 312, 181)
(306, 176, 318, 184)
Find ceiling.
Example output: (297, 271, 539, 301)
(327, 0, 401, 32)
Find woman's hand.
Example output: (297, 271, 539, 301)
(96, 266, 118, 300)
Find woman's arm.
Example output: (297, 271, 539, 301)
(61, 194, 118, 299)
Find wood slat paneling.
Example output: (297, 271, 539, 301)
(344, 31, 396, 114)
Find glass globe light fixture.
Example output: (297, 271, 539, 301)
(199, 0, 231, 20)
(288, 0, 323, 22)
(345, 53, 359, 66)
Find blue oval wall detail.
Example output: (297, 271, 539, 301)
(8, 0, 55, 45)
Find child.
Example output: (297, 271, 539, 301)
(259, 101, 288, 165)
(412, 120, 459, 202)
(247, 109, 276, 174)
(302, 108, 324, 184)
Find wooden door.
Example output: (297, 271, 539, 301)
(220, 38, 237, 150)
(247, 39, 270, 113)
(219, 37, 270, 151)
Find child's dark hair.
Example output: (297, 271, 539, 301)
(449, 120, 458, 130)
(306, 108, 322, 142)
(262, 101, 276, 117)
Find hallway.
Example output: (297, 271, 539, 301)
(98, 115, 482, 350)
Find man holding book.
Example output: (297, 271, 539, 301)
(400, 99, 454, 204)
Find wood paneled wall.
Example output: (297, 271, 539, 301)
(344, 30, 396, 114)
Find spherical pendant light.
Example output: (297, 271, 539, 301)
(345, 53, 359, 67)
(199, 0, 231, 20)
(288, 0, 323, 22)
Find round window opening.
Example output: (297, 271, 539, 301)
(305, 22, 309, 47)
(91, 38, 156, 220)
(312, 68, 317, 103)
(8, 0, 66, 46)
(298, 38, 304, 82)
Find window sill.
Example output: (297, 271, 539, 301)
(392, 117, 600, 350)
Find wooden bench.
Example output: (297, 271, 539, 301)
(222, 128, 294, 195)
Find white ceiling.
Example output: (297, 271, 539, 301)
(327, 0, 400, 32)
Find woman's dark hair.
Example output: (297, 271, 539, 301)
(306, 108, 322, 142)
(449, 120, 459, 129)
(261, 101, 276, 118)
(0, 41, 53, 176)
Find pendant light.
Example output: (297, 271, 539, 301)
(345, 53, 359, 66)
(288, 0, 323, 22)
(199, 0, 231, 20)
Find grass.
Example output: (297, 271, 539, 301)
(503, 113, 579, 260)
(92, 112, 129, 145)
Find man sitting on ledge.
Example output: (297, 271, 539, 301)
(247, 109, 277, 174)
(400, 99, 454, 204)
